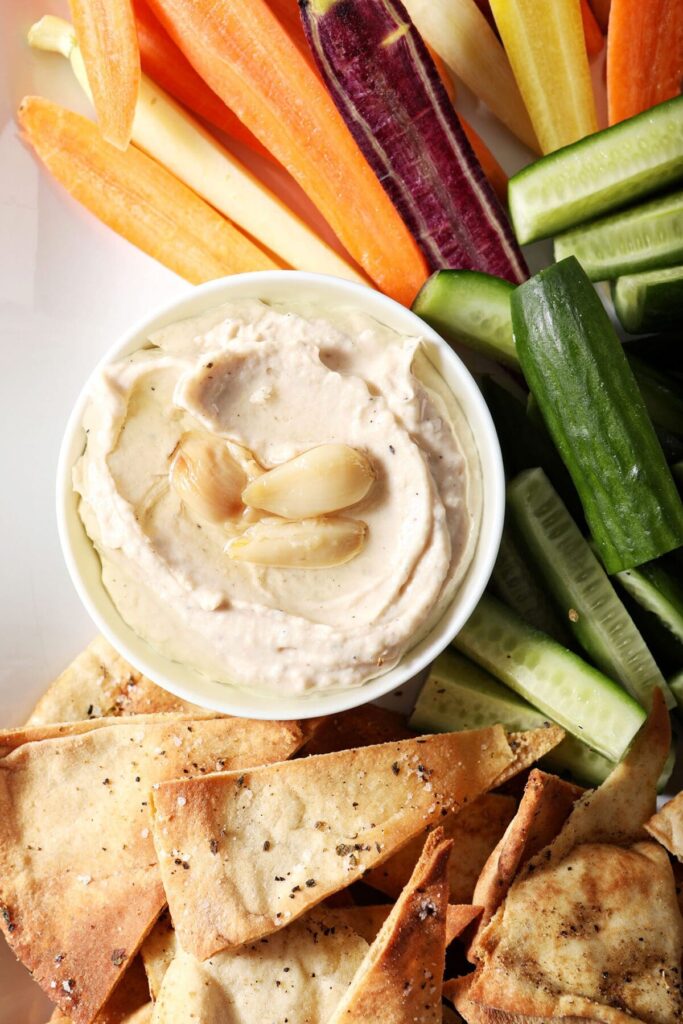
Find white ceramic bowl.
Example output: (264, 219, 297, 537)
(57, 271, 504, 720)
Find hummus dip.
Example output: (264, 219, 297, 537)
(74, 299, 482, 694)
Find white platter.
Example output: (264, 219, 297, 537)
(0, 2, 619, 1017)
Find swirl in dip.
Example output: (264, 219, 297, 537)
(74, 298, 482, 694)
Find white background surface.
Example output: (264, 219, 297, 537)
(1, 2, 599, 1017)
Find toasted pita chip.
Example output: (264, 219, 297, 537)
(151, 726, 514, 958)
(0, 714, 215, 757)
(51, 1011, 151, 1024)
(364, 794, 516, 904)
(446, 905, 482, 945)
(546, 690, 671, 860)
(491, 727, 565, 787)
(48, 956, 151, 1024)
(326, 827, 452, 1023)
(140, 903, 391, 1001)
(361, 727, 563, 908)
(0, 716, 302, 1024)
(645, 790, 683, 861)
(471, 770, 582, 936)
(454, 696, 682, 1024)
(465, 841, 683, 1023)
(302, 705, 414, 756)
(150, 905, 376, 1024)
(26, 637, 204, 725)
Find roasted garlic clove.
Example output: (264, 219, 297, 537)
(226, 516, 368, 568)
(170, 431, 248, 523)
(242, 444, 375, 519)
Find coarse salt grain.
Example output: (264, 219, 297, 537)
(141, 828, 149, 839)
(177, 796, 187, 807)
(77, 875, 92, 886)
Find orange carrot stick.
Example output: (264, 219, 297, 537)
(266, 0, 314, 62)
(132, 0, 271, 160)
(580, 0, 604, 57)
(146, 0, 428, 305)
(459, 118, 508, 202)
(607, 0, 683, 124)
(67, 0, 140, 149)
(17, 97, 278, 284)
(589, 0, 611, 32)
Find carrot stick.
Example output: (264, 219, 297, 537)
(67, 0, 140, 149)
(459, 118, 508, 202)
(429, 47, 458, 105)
(266, 0, 313, 61)
(17, 97, 278, 284)
(607, 0, 683, 124)
(580, 0, 604, 57)
(589, 0, 611, 31)
(146, 0, 428, 305)
(132, 0, 271, 160)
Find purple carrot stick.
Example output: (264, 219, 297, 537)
(300, 0, 528, 283)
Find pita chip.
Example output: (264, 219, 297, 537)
(149, 905, 379, 1024)
(645, 790, 683, 861)
(302, 704, 414, 756)
(362, 725, 564, 907)
(150, 726, 514, 958)
(364, 794, 516, 904)
(471, 770, 582, 935)
(326, 827, 452, 1024)
(490, 727, 565, 787)
(140, 903, 391, 1003)
(26, 637, 205, 725)
(446, 905, 482, 946)
(0, 716, 302, 1024)
(463, 840, 683, 1024)
(48, 957, 151, 1024)
(51, 1011, 151, 1024)
(546, 690, 671, 859)
(448, 695, 683, 1024)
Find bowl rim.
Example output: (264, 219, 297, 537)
(56, 271, 505, 720)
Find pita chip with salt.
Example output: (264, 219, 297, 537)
(326, 827, 452, 1024)
(471, 770, 582, 935)
(26, 637, 205, 725)
(143, 905, 396, 1024)
(362, 725, 564, 906)
(645, 790, 683, 862)
(150, 726, 515, 958)
(0, 715, 303, 1024)
(447, 693, 683, 1024)
(140, 903, 391, 1004)
(490, 727, 565, 787)
(150, 905, 373, 1024)
(47, 956, 151, 1024)
(364, 793, 516, 904)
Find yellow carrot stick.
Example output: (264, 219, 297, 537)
(402, 0, 538, 152)
(68, 0, 140, 150)
(489, 0, 598, 153)
(17, 97, 278, 284)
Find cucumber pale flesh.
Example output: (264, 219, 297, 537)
(453, 594, 646, 761)
(554, 189, 683, 281)
(411, 270, 517, 367)
(507, 468, 674, 710)
(509, 95, 683, 244)
(411, 651, 616, 786)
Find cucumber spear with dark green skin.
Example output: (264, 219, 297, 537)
(511, 257, 683, 573)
